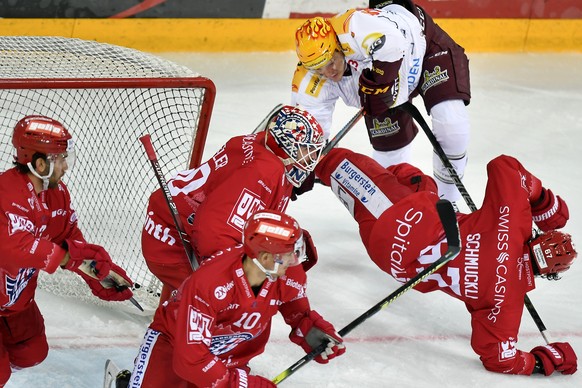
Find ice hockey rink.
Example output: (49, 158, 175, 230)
(6, 51, 582, 387)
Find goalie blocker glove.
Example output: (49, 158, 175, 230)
(289, 310, 346, 364)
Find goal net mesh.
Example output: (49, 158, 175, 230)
(0, 36, 215, 313)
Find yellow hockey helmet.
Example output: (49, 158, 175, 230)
(295, 17, 339, 70)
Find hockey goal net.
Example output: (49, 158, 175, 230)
(0, 36, 215, 313)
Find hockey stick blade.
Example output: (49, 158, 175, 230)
(252, 103, 284, 134)
(272, 199, 460, 384)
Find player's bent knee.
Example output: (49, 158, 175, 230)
(9, 333, 49, 369)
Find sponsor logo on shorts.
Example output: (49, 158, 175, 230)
(330, 159, 392, 219)
(131, 329, 159, 386)
(499, 338, 517, 361)
(370, 117, 401, 137)
(421, 65, 449, 94)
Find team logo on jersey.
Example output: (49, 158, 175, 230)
(498, 338, 517, 361)
(496, 251, 509, 264)
(228, 189, 265, 232)
(6, 212, 35, 236)
(209, 333, 253, 356)
(362, 33, 386, 56)
(3, 268, 36, 308)
(370, 117, 400, 137)
(187, 306, 214, 345)
(420, 66, 449, 94)
(214, 281, 234, 300)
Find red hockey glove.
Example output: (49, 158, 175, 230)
(289, 310, 346, 364)
(531, 342, 577, 376)
(388, 162, 438, 194)
(531, 188, 569, 232)
(77, 262, 134, 302)
(301, 229, 318, 272)
(358, 59, 401, 117)
(63, 239, 112, 280)
(229, 368, 276, 388)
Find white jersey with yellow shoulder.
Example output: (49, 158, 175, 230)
(291, 57, 362, 140)
(333, 6, 426, 106)
(291, 6, 426, 139)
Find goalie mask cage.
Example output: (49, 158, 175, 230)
(0, 36, 216, 313)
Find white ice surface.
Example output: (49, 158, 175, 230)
(7, 52, 582, 388)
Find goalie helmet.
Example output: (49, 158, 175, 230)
(243, 210, 305, 267)
(295, 17, 340, 70)
(265, 105, 325, 187)
(12, 115, 74, 164)
(529, 231, 577, 279)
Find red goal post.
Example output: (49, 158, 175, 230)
(0, 36, 216, 313)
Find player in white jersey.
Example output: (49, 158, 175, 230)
(292, 0, 471, 204)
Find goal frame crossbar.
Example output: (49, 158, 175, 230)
(1, 77, 216, 169)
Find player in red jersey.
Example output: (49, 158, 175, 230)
(314, 147, 577, 376)
(0, 116, 133, 385)
(128, 210, 345, 387)
(142, 106, 325, 302)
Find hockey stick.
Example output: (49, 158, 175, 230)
(399, 101, 550, 343)
(252, 103, 285, 134)
(78, 261, 144, 312)
(140, 134, 199, 271)
(322, 108, 365, 156)
(272, 199, 461, 384)
(399, 102, 476, 210)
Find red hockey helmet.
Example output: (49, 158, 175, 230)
(243, 210, 305, 266)
(12, 115, 73, 164)
(265, 105, 325, 187)
(529, 231, 577, 278)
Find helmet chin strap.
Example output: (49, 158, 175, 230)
(252, 258, 280, 282)
(27, 161, 54, 191)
